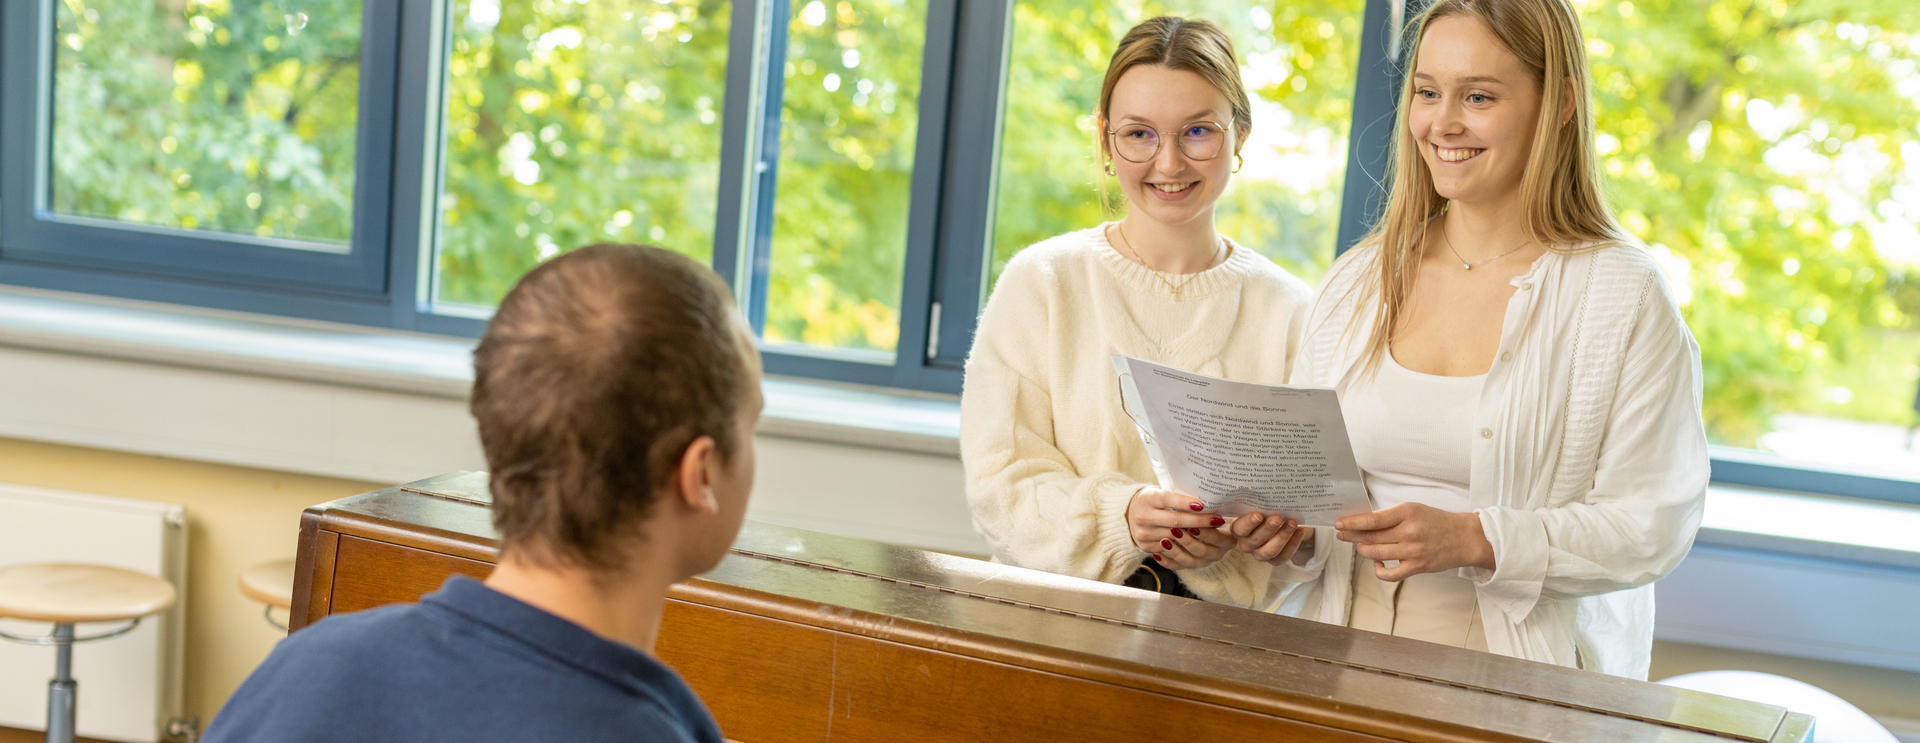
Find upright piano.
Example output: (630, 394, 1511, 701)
(290, 472, 1812, 743)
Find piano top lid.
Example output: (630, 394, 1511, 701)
(307, 471, 1800, 743)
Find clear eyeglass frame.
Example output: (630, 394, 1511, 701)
(1104, 120, 1233, 163)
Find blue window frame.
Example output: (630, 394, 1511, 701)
(0, 0, 1915, 507)
(1, 0, 399, 299)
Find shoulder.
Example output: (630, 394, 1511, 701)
(202, 604, 437, 741)
(242, 602, 446, 689)
(1572, 239, 1661, 278)
(1563, 240, 1684, 313)
(1301, 242, 1381, 326)
(1558, 241, 1695, 355)
(278, 600, 426, 654)
(994, 226, 1106, 290)
(977, 226, 1107, 335)
(1223, 240, 1314, 306)
(1323, 242, 1381, 290)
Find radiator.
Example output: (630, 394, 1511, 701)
(0, 483, 186, 743)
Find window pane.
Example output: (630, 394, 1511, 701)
(761, 0, 927, 359)
(50, 0, 362, 246)
(435, 0, 728, 309)
(1582, 2, 1920, 479)
(988, 1, 1362, 292)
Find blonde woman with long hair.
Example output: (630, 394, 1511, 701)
(1228, 0, 1707, 677)
(962, 17, 1314, 604)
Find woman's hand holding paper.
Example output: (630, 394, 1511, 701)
(1126, 487, 1232, 569)
(1335, 503, 1495, 581)
(1227, 513, 1315, 565)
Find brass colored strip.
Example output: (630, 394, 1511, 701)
(399, 485, 490, 508)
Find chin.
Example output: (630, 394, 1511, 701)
(1133, 196, 1213, 226)
(1427, 176, 1473, 203)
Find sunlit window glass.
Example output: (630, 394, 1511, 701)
(435, 0, 728, 309)
(988, 1, 1362, 292)
(1581, 1, 1920, 477)
(49, 0, 362, 247)
(761, 0, 927, 360)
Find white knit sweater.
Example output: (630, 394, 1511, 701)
(960, 224, 1314, 606)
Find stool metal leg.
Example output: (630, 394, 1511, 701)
(47, 622, 76, 743)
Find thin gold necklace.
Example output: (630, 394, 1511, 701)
(1114, 222, 1224, 300)
(1440, 222, 1532, 271)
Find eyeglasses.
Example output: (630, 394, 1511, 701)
(1105, 121, 1231, 163)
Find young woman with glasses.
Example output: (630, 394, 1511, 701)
(1231, 0, 1707, 677)
(960, 16, 1315, 604)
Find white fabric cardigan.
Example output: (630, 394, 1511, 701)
(1271, 240, 1709, 679)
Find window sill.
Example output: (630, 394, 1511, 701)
(1695, 485, 1920, 572)
(0, 286, 961, 461)
(0, 287, 965, 455)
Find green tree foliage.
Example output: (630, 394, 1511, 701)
(53, 0, 362, 243)
(437, 0, 729, 307)
(1578, 0, 1919, 445)
(762, 0, 925, 354)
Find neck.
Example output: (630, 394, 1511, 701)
(483, 545, 676, 654)
(1115, 212, 1222, 274)
(1440, 193, 1538, 262)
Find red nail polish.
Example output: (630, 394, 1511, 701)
(1188, 503, 1204, 511)
(1210, 517, 1225, 526)
(1171, 528, 1185, 538)
(1161, 539, 1173, 550)
(1152, 553, 1164, 561)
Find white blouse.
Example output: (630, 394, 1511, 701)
(1269, 241, 1709, 680)
(1344, 349, 1483, 515)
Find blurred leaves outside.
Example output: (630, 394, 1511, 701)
(52, 0, 363, 244)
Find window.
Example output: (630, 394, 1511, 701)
(434, 0, 730, 311)
(2, 0, 397, 296)
(3, 0, 1918, 505)
(1578, 0, 1920, 490)
(756, 0, 928, 361)
(50, 0, 362, 247)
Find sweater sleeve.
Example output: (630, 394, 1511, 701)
(1468, 272, 1709, 622)
(960, 263, 1149, 584)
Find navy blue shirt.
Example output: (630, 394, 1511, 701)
(203, 576, 724, 743)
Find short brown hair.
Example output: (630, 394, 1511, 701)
(471, 244, 754, 573)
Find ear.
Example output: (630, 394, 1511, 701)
(1095, 113, 1114, 161)
(1235, 122, 1254, 155)
(673, 435, 720, 516)
(1559, 76, 1577, 127)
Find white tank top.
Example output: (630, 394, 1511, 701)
(1342, 347, 1484, 513)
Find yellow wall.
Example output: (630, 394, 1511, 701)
(0, 436, 379, 727)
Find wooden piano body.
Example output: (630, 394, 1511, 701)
(290, 472, 1813, 743)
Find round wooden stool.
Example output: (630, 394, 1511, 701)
(0, 563, 176, 743)
(239, 559, 296, 631)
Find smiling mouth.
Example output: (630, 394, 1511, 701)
(1151, 182, 1196, 193)
(1436, 146, 1484, 163)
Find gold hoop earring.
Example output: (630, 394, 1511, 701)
(1104, 160, 1116, 176)
(1232, 154, 1244, 174)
